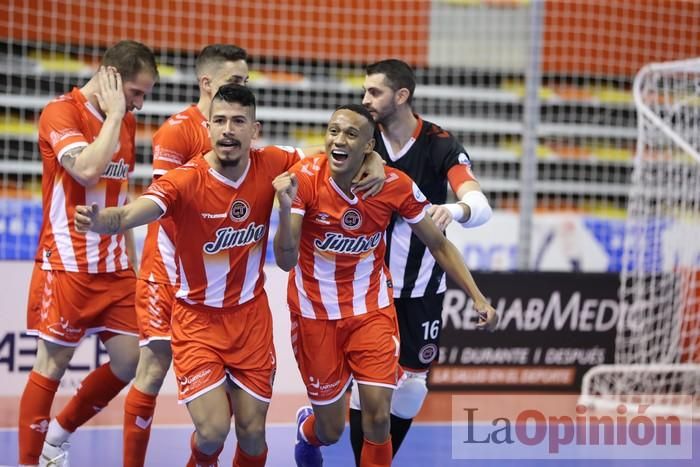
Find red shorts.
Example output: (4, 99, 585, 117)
(26, 263, 46, 331)
(171, 293, 276, 404)
(134, 278, 176, 345)
(291, 305, 401, 405)
(26, 267, 138, 346)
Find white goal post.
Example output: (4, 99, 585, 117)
(580, 58, 700, 418)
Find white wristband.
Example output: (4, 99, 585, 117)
(460, 190, 492, 227)
(444, 203, 465, 221)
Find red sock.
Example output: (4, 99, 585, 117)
(123, 385, 157, 467)
(360, 437, 392, 467)
(55, 363, 128, 432)
(232, 444, 267, 467)
(187, 431, 223, 467)
(18, 371, 60, 465)
(301, 413, 323, 447)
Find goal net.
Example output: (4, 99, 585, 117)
(580, 58, 700, 418)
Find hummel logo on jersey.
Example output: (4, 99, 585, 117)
(315, 213, 331, 224)
(314, 232, 381, 254)
(201, 212, 227, 219)
(203, 224, 266, 254)
(135, 416, 153, 430)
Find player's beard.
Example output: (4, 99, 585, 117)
(220, 158, 240, 167)
(371, 102, 397, 126)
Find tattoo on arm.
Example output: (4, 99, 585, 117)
(104, 213, 122, 235)
(60, 147, 83, 169)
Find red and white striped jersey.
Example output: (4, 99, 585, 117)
(36, 87, 135, 273)
(140, 105, 210, 285)
(142, 147, 301, 309)
(288, 155, 429, 320)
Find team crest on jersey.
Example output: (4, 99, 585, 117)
(341, 208, 362, 231)
(418, 343, 438, 364)
(229, 200, 250, 222)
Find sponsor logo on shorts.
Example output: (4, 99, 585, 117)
(178, 368, 214, 395)
(418, 343, 438, 364)
(229, 199, 251, 222)
(307, 376, 341, 397)
(47, 317, 81, 338)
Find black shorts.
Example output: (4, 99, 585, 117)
(395, 293, 444, 371)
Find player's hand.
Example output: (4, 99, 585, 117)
(428, 204, 454, 231)
(94, 66, 126, 118)
(353, 150, 385, 199)
(474, 300, 498, 331)
(273, 172, 298, 210)
(75, 203, 100, 233)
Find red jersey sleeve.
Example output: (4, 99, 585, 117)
(140, 166, 189, 219)
(38, 99, 89, 164)
(392, 170, 430, 224)
(289, 156, 320, 215)
(153, 118, 193, 175)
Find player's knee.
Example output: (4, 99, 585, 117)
(34, 343, 75, 380)
(391, 372, 428, 419)
(104, 335, 140, 381)
(134, 345, 172, 392)
(361, 408, 391, 433)
(134, 360, 169, 393)
(316, 417, 345, 445)
(196, 421, 230, 448)
(234, 415, 266, 443)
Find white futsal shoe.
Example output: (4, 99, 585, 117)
(39, 440, 70, 467)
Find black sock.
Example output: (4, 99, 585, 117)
(349, 408, 363, 467)
(390, 414, 413, 457)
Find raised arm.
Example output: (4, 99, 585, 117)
(272, 171, 303, 271)
(61, 67, 128, 187)
(409, 215, 498, 330)
(75, 197, 164, 235)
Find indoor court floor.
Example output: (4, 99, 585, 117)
(1, 393, 697, 466)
